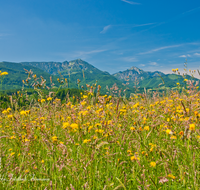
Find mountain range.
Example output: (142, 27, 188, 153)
(0, 59, 199, 94)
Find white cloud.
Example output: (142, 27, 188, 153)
(122, 56, 138, 62)
(100, 25, 112, 34)
(75, 49, 107, 56)
(139, 64, 145, 67)
(179, 55, 187, 58)
(194, 53, 200, 56)
(57, 49, 107, 60)
(149, 62, 157, 65)
(179, 54, 191, 58)
(133, 23, 155, 27)
(139, 44, 182, 55)
(121, 0, 141, 5)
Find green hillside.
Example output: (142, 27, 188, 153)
(113, 66, 200, 89)
(0, 60, 199, 95)
(21, 59, 124, 93)
(0, 62, 59, 90)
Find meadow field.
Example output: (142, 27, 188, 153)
(0, 70, 200, 189)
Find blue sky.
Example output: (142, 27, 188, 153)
(0, 0, 200, 77)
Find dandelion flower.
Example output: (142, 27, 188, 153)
(41, 99, 45, 103)
(144, 126, 149, 131)
(25, 170, 29, 174)
(168, 174, 175, 179)
(127, 150, 132, 153)
(52, 136, 58, 143)
(170, 136, 177, 140)
(130, 127, 135, 131)
(130, 156, 136, 161)
(10, 152, 15, 157)
(189, 124, 195, 131)
(166, 129, 172, 135)
(47, 97, 52, 101)
(131, 156, 140, 161)
(150, 162, 156, 167)
(179, 131, 184, 136)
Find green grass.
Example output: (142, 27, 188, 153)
(0, 84, 199, 189)
(0, 67, 199, 189)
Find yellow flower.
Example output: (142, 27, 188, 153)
(41, 99, 45, 103)
(2, 110, 8, 114)
(95, 129, 104, 133)
(179, 131, 184, 136)
(52, 136, 58, 143)
(144, 126, 149, 131)
(7, 114, 13, 119)
(81, 101, 86, 106)
(20, 111, 27, 116)
(47, 97, 52, 101)
(131, 156, 136, 161)
(63, 122, 70, 129)
(150, 162, 156, 167)
(10, 152, 15, 156)
(83, 95, 88, 99)
(25, 170, 29, 174)
(41, 160, 44, 163)
(70, 123, 78, 130)
(1, 72, 8, 75)
(10, 136, 16, 139)
(130, 127, 135, 131)
(7, 108, 11, 112)
(131, 155, 140, 161)
(189, 124, 195, 131)
(166, 129, 172, 135)
(170, 135, 177, 140)
(83, 139, 91, 144)
(168, 174, 175, 179)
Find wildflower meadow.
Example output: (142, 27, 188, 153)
(0, 69, 199, 189)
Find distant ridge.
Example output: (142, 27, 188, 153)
(113, 66, 165, 82)
(0, 59, 199, 91)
